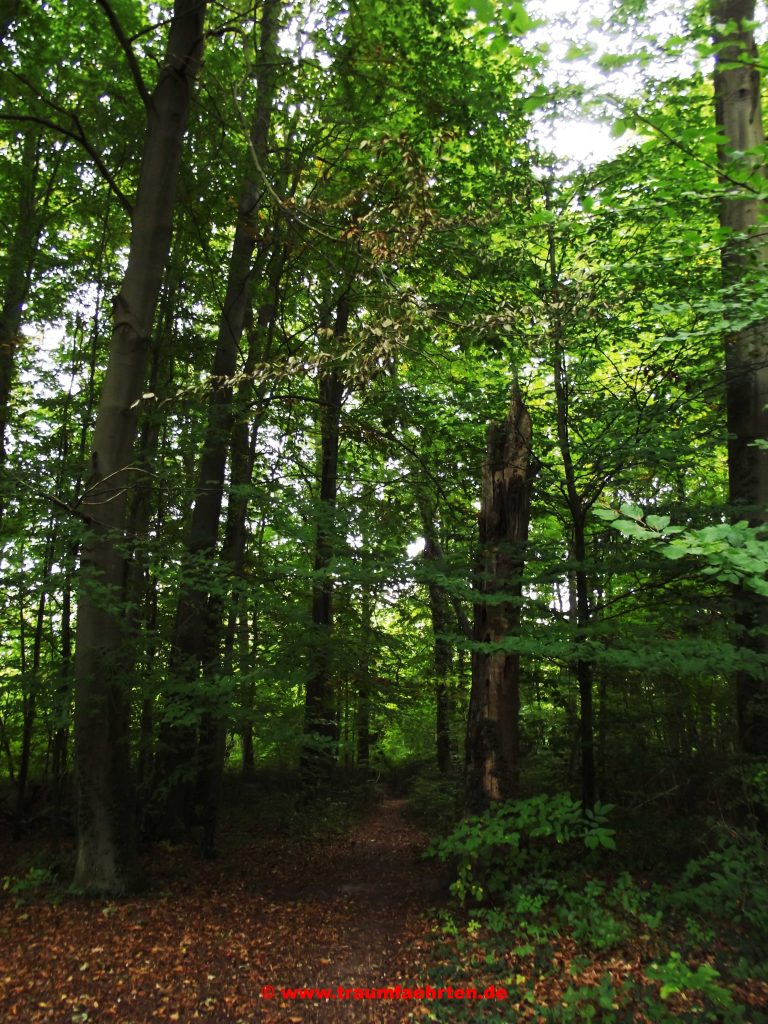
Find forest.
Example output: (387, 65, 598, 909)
(0, 0, 767, 1020)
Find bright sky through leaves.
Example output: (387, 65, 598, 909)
(526, 0, 689, 165)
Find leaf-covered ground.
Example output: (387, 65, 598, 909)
(2, 797, 767, 1023)
(0, 798, 442, 1023)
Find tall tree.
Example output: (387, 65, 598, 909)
(73, 0, 207, 894)
(711, 0, 768, 755)
(419, 501, 454, 774)
(546, 201, 598, 811)
(158, 0, 282, 840)
(302, 292, 351, 777)
(0, 131, 39, 482)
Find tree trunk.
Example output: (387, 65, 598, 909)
(419, 506, 453, 773)
(465, 388, 534, 813)
(0, 714, 14, 784)
(711, 0, 768, 756)
(302, 297, 349, 779)
(73, 0, 207, 894)
(241, 605, 257, 774)
(13, 562, 46, 840)
(573, 544, 595, 811)
(0, 130, 41, 526)
(356, 577, 374, 767)
(128, 281, 176, 803)
(196, 255, 285, 853)
(53, 307, 101, 845)
(548, 202, 597, 811)
(157, 0, 282, 839)
(13, 586, 43, 840)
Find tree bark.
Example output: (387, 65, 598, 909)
(711, 0, 768, 756)
(465, 388, 534, 813)
(419, 505, 453, 773)
(53, 306, 100, 845)
(127, 278, 176, 802)
(156, 0, 282, 839)
(356, 524, 376, 768)
(73, 0, 207, 894)
(302, 297, 350, 778)
(195, 250, 285, 854)
(548, 202, 597, 810)
(0, 130, 41, 523)
(14, 545, 51, 840)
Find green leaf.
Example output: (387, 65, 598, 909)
(473, 0, 495, 22)
(664, 544, 689, 560)
(646, 514, 670, 530)
(660, 983, 681, 1000)
(523, 86, 550, 113)
(565, 42, 596, 61)
(505, 0, 536, 34)
(527, 209, 555, 225)
(619, 503, 643, 520)
(615, 519, 648, 538)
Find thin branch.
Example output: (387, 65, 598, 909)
(0, 112, 132, 215)
(610, 97, 766, 199)
(129, 14, 174, 44)
(94, 0, 152, 111)
(1, 469, 93, 524)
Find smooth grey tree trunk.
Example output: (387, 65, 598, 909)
(73, 0, 207, 894)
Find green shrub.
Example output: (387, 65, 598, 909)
(646, 952, 746, 1023)
(427, 793, 616, 903)
(546, 973, 623, 1023)
(556, 880, 632, 951)
(673, 827, 768, 948)
(2, 865, 60, 905)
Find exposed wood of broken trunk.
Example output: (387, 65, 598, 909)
(465, 389, 534, 813)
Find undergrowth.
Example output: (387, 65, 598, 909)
(415, 789, 768, 1023)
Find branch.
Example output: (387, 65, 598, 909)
(0, 112, 132, 215)
(609, 97, 765, 199)
(1, 469, 93, 524)
(94, 0, 151, 111)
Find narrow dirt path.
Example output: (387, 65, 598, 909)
(0, 796, 445, 1023)
(256, 797, 445, 1022)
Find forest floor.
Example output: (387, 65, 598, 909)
(0, 795, 447, 1023)
(2, 789, 767, 1023)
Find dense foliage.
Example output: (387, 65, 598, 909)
(0, 0, 767, 1017)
